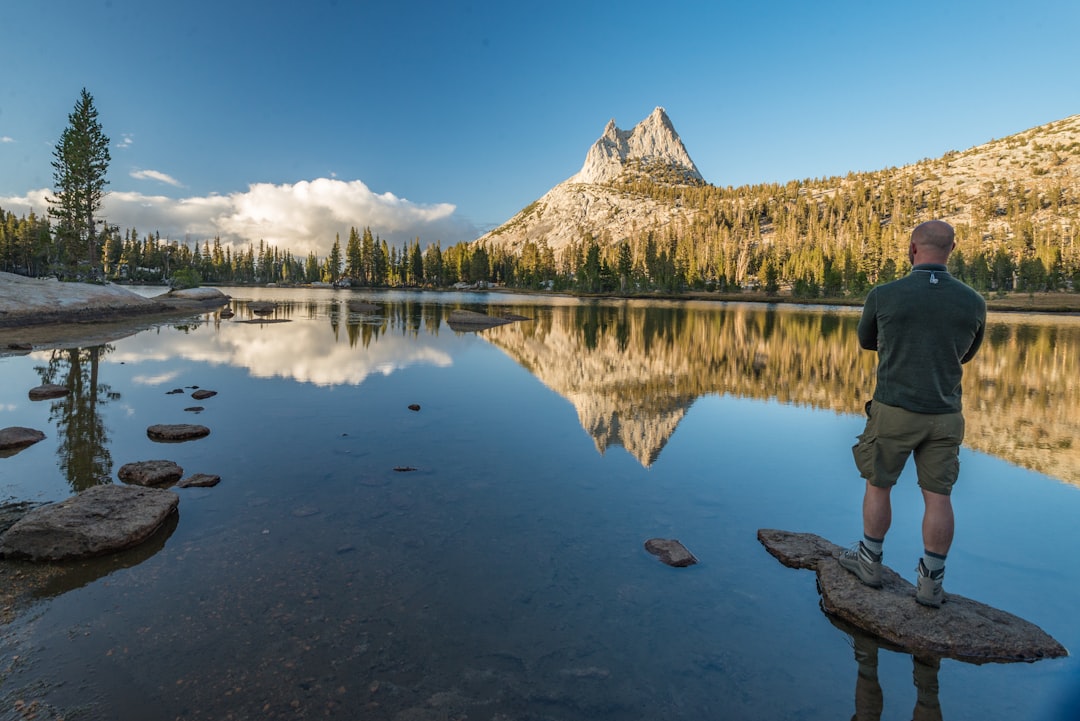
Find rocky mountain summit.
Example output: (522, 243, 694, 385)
(568, 106, 703, 186)
(477, 107, 705, 254)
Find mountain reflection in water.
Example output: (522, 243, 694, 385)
(111, 293, 1080, 484)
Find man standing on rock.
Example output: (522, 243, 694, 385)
(839, 220, 986, 608)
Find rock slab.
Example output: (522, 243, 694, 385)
(0, 426, 46, 452)
(0, 484, 178, 561)
(177, 473, 221, 488)
(191, 389, 217, 400)
(757, 529, 1068, 662)
(118, 460, 184, 486)
(147, 423, 211, 442)
(644, 538, 698, 567)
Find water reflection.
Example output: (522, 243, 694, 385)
(849, 631, 943, 721)
(3, 290, 1079, 720)
(109, 293, 1080, 485)
(34, 345, 119, 491)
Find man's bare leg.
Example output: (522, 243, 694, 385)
(921, 489, 954, 556)
(863, 482, 892, 541)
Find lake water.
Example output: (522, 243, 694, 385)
(1, 287, 1078, 720)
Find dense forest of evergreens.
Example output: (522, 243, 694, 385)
(4, 120, 1079, 297)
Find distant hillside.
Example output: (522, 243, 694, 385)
(471, 111, 1080, 296)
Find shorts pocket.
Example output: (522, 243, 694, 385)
(852, 434, 875, 481)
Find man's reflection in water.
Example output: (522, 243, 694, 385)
(850, 629, 943, 721)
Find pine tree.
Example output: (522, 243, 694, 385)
(49, 88, 111, 277)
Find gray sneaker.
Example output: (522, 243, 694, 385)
(838, 542, 883, 588)
(916, 559, 946, 608)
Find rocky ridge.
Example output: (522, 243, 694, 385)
(477, 107, 704, 255)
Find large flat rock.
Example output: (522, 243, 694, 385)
(0, 484, 179, 561)
(758, 529, 1067, 663)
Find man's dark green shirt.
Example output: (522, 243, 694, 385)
(858, 264, 987, 414)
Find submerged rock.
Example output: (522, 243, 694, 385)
(0, 484, 178, 561)
(644, 538, 698, 567)
(118, 460, 184, 487)
(191, 389, 217, 400)
(757, 529, 1067, 662)
(147, 423, 211, 442)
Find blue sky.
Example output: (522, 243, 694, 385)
(2, 0, 1078, 257)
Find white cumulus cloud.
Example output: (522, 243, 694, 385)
(1, 136, 14, 144)
(0, 178, 480, 256)
(131, 169, 183, 187)
(116, 134, 134, 149)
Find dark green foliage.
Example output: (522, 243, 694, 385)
(49, 88, 110, 277)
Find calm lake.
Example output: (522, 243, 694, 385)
(1, 287, 1078, 720)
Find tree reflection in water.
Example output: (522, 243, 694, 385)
(36, 345, 119, 491)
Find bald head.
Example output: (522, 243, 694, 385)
(909, 220, 955, 265)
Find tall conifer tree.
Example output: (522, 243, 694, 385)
(49, 88, 111, 276)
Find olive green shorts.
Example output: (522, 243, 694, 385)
(852, 400, 965, 496)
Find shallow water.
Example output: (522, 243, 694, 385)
(1, 287, 1078, 720)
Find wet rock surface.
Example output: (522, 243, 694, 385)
(758, 529, 1068, 662)
(147, 423, 211, 442)
(0, 426, 46, 453)
(118, 459, 184, 486)
(28, 383, 69, 401)
(177, 473, 221, 488)
(191, 389, 217, 400)
(644, 538, 698, 567)
(0, 484, 179, 561)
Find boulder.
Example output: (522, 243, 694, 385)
(28, 383, 69, 401)
(0, 427, 46, 453)
(177, 473, 221, 488)
(446, 309, 513, 331)
(118, 460, 184, 487)
(347, 300, 380, 313)
(644, 538, 698, 567)
(147, 423, 210, 442)
(757, 529, 1067, 662)
(167, 287, 229, 302)
(0, 484, 178, 561)
(191, 389, 217, 400)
